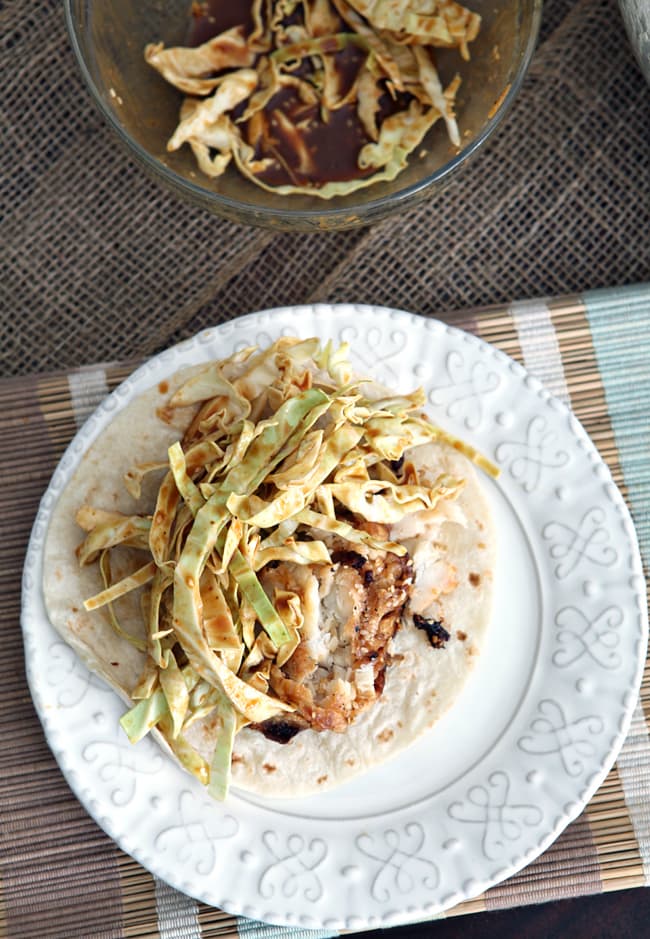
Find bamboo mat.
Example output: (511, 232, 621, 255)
(2, 285, 649, 939)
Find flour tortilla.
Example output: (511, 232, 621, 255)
(43, 366, 495, 798)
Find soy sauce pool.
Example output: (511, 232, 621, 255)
(183, 0, 408, 188)
(187, 0, 255, 45)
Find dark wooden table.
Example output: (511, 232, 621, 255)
(361, 887, 650, 938)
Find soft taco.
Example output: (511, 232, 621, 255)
(43, 337, 496, 799)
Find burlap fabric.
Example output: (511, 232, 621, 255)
(2, 0, 650, 378)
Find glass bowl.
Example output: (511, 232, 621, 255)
(65, 0, 542, 231)
(619, 0, 650, 87)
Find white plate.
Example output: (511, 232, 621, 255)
(22, 304, 647, 931)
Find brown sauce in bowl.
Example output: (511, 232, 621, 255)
(145, 0, 478, 193)
(187, 0, 255, 45)
(184, 1, 404, 188)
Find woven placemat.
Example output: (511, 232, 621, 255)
(1, 284, 648, 938)
(1, 0, 650, 378)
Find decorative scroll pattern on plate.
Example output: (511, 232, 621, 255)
(259, 832, 327, 902)
(429, 351, 500, 429)
(448, 772, 543, 861)
(543, 507, 618, 579)
(46, 641, 112, 708)
(518, 700, 604, 776)
(82, 736, 164, 806)
(339, 325, 408, 384)
(155, 791, 238, 876)
(553, 606, 624, 670)
(495, 415, 570, 492)
(355, 823, 439, 903)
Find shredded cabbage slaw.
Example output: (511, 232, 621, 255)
(76, 337, 497, 799)
(145, 0, 481, 196)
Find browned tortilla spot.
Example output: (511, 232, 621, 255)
(469, 572, 481, 587)
(262, 763, 276, 773)
(377, 728, 394, 743)
(156, 406, 175, 425)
